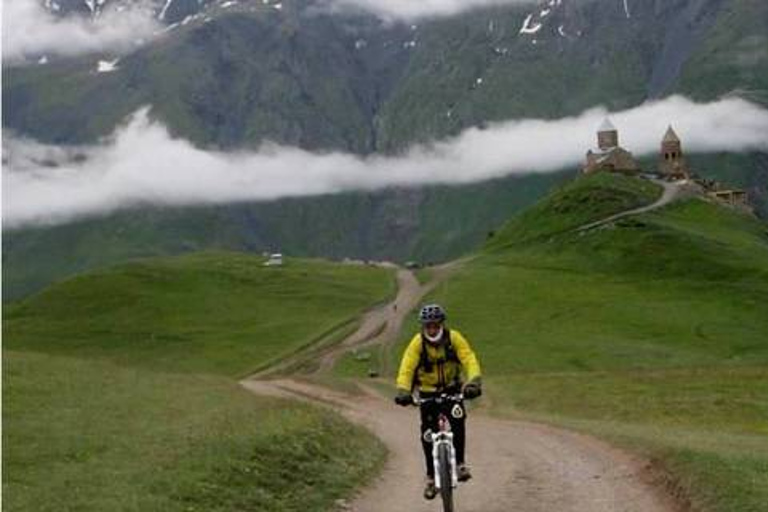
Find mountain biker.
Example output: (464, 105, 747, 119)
(394, 303, 482, 500)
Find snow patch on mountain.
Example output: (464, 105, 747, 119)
(96, 58, 120, 72)
(518, 0, 563, 38)
(519, 14, 542, 34)
(158, 0, 174, 20)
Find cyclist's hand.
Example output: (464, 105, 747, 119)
(394, 391, 413, 406)
(463, 380, 482, 400)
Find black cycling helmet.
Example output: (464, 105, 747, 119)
(419, 303, 446, 324)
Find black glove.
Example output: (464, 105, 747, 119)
(394, 391, 413, 407)
(463, 380, 482, 400)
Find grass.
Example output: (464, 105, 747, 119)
(3, 251, 395, 511)
(2, 351, 386, 512)
(393, 174, 768, 512)
(2, 171, 568, 302)
(488, 171, 663, 246)
(413, 267, 434, 285)
(4, 252, 395, 377)
(333, 348, 380, 379)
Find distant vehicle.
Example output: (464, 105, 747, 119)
(405, 261, 421, 269)
(263, 253, 283, 266)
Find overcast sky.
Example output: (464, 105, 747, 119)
(2, 0, 160, 62)
(4, 96, 768, 229)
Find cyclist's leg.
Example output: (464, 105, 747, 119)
(419, 402, 439, 478)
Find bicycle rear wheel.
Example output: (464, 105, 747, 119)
(438, 443, 454, 512)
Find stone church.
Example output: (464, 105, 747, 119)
(582, 120, 692, 179)
(580, 120, 749, 210)
(582, 119, 640, 174)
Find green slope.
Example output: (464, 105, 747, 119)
(410, 174, 768, 511)
(487, 172, 662, 246)
(3, 252, 394, 511)
(2, 171, 566, 301)
(3, 351, 385, 512)
(4, 252, 394, 376)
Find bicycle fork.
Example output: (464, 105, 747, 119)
(432, 432, 458, 490)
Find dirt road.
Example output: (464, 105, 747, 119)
(241, 258, 679, 512)
(577, 180, 683, 232)
(242, 378, 677, 512)
(253, 261, 462, 378)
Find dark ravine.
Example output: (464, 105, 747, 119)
(646, 0, 728, 98)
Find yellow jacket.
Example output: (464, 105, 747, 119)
(396, 329, 481, 393)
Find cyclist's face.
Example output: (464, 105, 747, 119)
(424, 322, 443, 339)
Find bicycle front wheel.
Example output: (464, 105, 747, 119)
(437, 443, 454, 512)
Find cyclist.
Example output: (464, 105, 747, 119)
(394, 303, 482, 500)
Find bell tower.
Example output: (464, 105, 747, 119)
(597, 118, 618, 150)
(659, 126, 689, 179)
(661, 126, 681, 160)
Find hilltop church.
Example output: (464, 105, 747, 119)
(582, 120, 690, 180)
(581, 120, 750, 210)
(582, 119, 640, 175)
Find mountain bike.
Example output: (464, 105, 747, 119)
(413, 393, 464, 512)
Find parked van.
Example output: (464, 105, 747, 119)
(264, 253, 283, 266)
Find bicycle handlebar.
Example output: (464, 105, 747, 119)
(411, 393, 464, 406)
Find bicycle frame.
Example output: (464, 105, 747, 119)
(414, 393, 463, 491)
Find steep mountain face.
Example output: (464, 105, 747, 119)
(3, 0, 767, 300)
(6, 0, 767, 150)
(5, 1, 412, 150)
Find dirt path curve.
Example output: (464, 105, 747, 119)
(241, 258, 679, 512)
(577, 180, 682, 232)
(253, 260, 462, 378)
(241, 378, 678, 512)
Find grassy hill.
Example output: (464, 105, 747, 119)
(401, 173, 768, 512)
(3, 351, 385, 512)
(3, 253, 394, 510)
(2, 171, 566, 301)
(4, 252, 394, 376)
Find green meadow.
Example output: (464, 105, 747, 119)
(6, 173, 768, 512)
(414, 174, 768, 512)
(3, 254, 394, 511)
(3, 351, 385, 512)
(4, 252, 394, 376)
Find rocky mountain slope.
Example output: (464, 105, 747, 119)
(6, 0, 767, 149)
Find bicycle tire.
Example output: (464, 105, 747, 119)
(438, 443, 454, 512)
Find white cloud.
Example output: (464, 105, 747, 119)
(2, 0, 160, 63)
(321, 0, 536, 20)
(3, 96, 768, 228)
